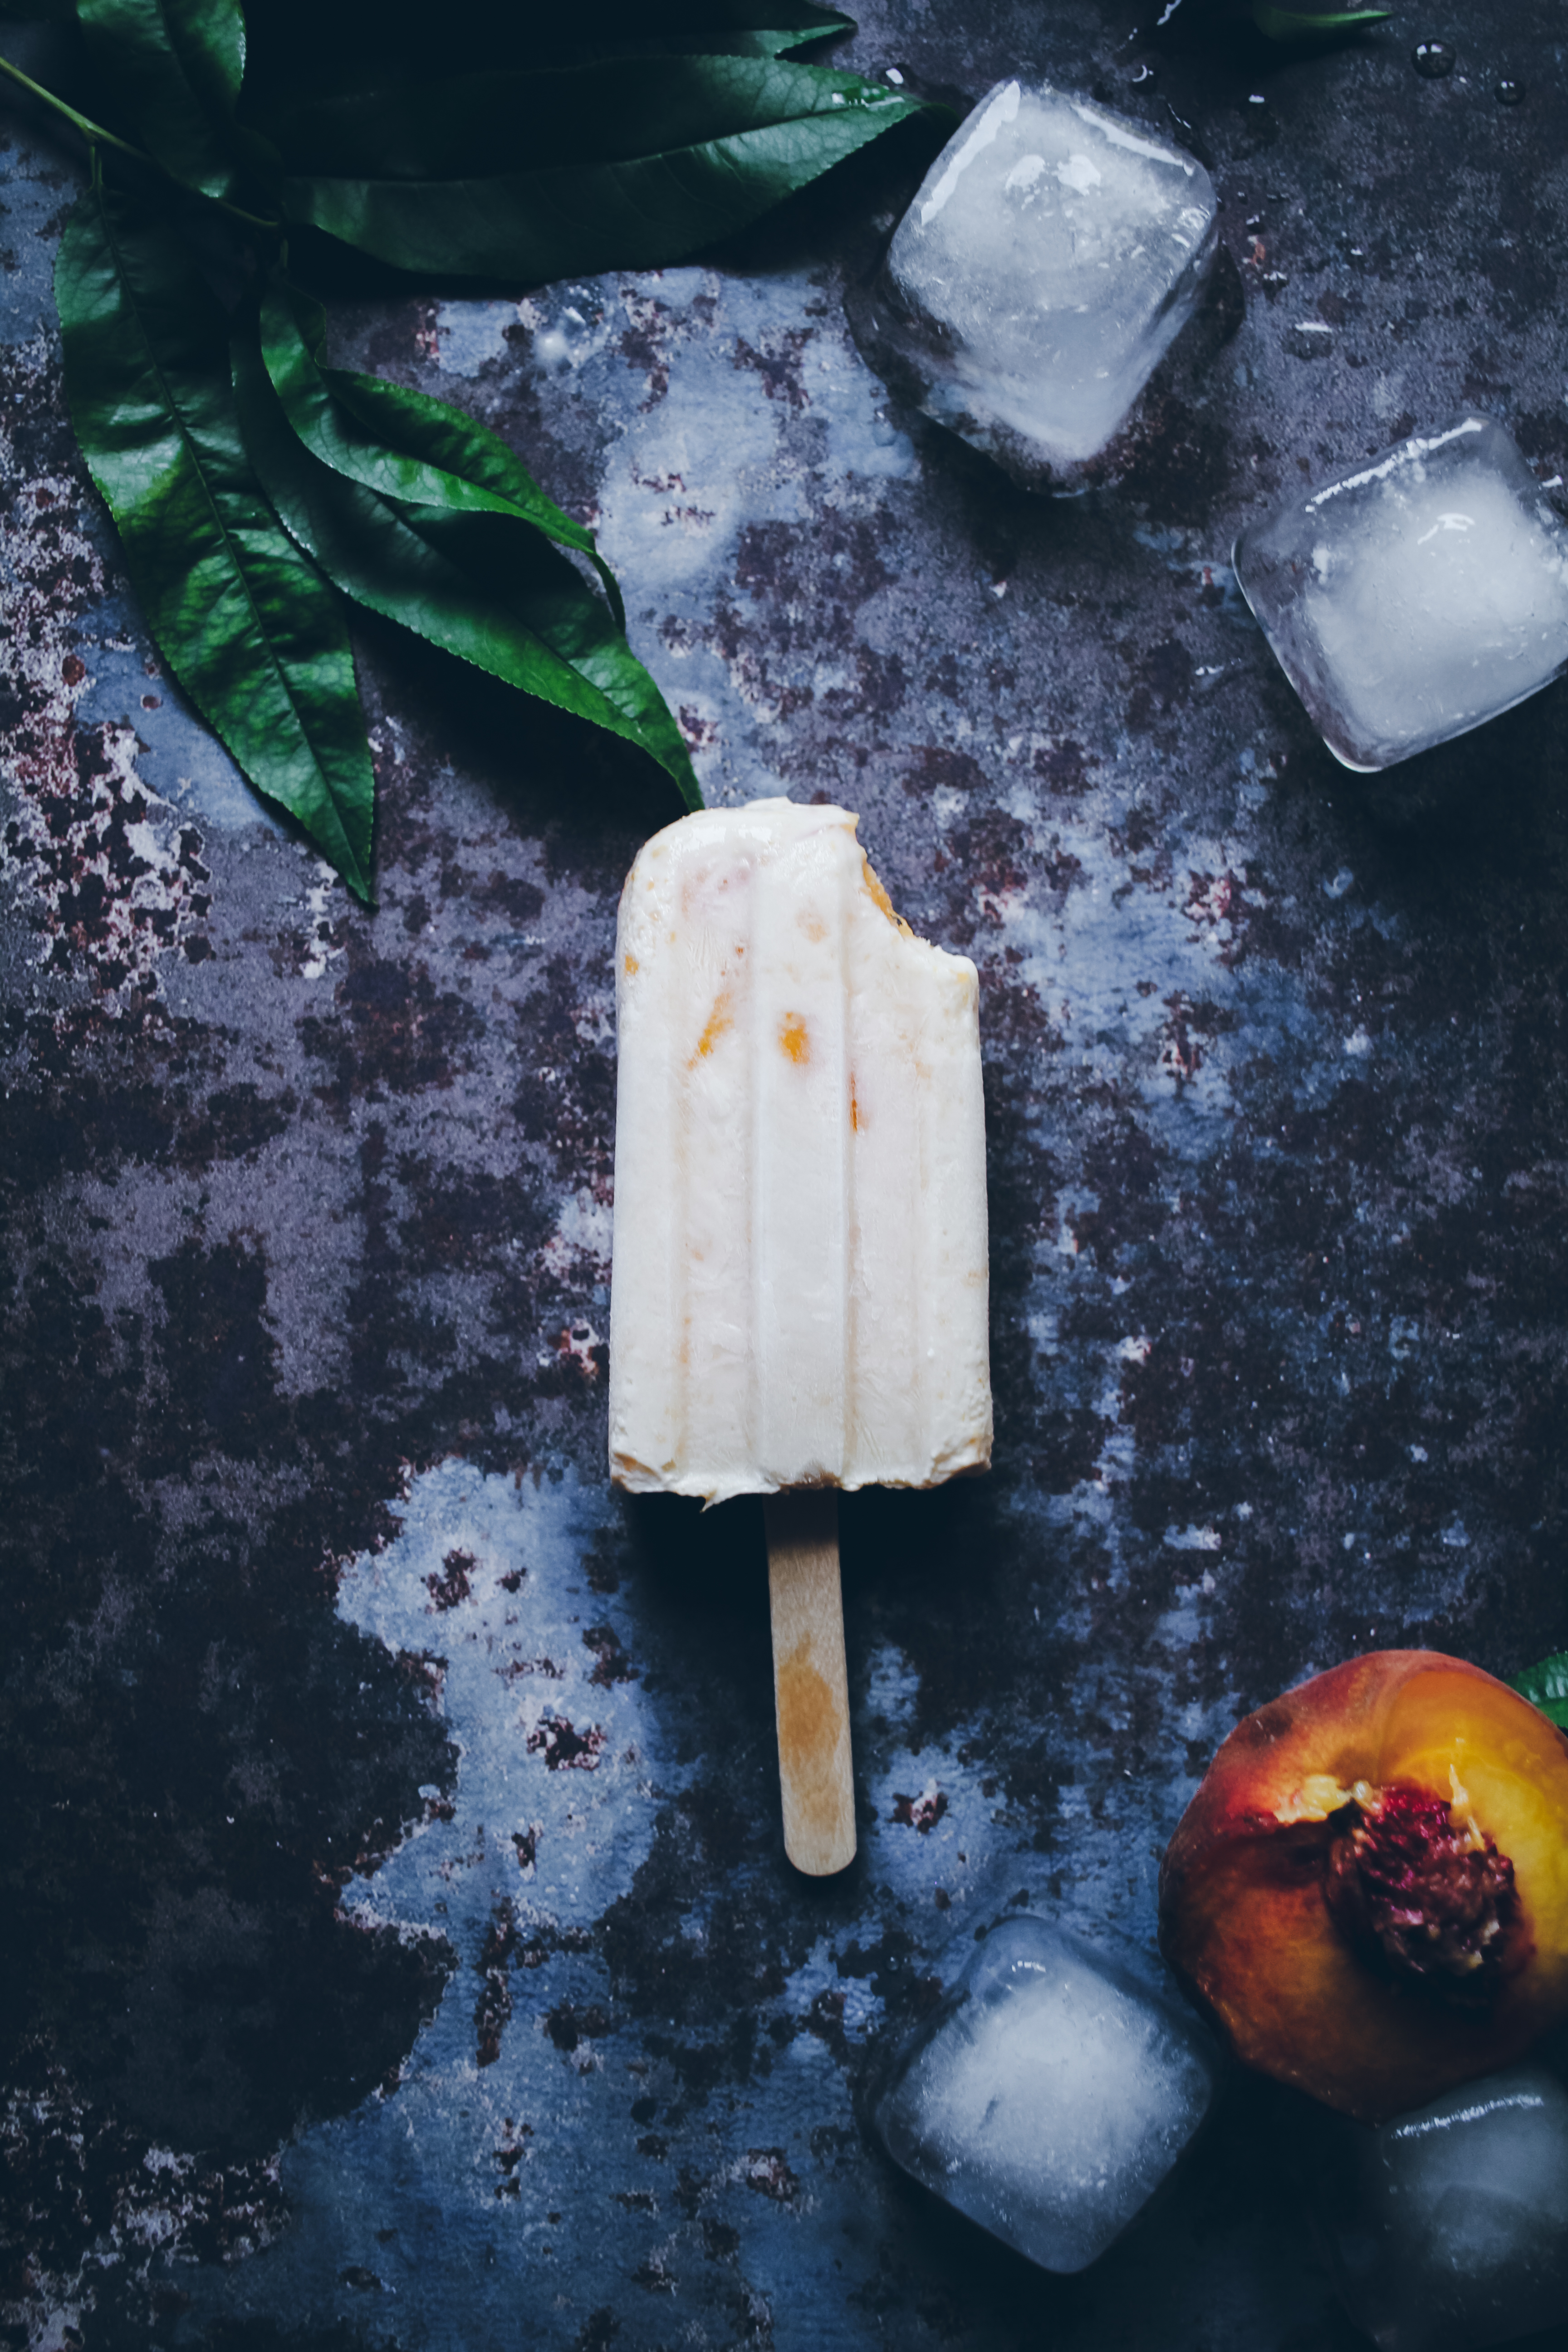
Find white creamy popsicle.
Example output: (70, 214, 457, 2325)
(609, 797, 991, 1500)
(608, 797, 992, 1869)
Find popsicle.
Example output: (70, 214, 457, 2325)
(608, 797, 992, 1873)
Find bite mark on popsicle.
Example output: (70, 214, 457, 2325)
(860, 854, 915, 937)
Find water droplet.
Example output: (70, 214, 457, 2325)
(883, 65, 904, 84)
(1411, 39, 1455, 78)
(1495, 76, 1525, 104)
(1129, 61, 1156, 85)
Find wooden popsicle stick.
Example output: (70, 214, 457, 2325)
(764, 1490, 857, 1877)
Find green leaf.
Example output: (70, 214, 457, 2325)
(273, 54, 933, 279)
(239, 0, 854, 104)
(56, 185, 376, 896)
(1513, 1654, 1568, 1732)
(77, 0, 257, 200)
(682, 22, 854, 56)
(519, 10, 858, 62)
(233, 300, 701, 812)
(260, 276, 625, 628)
(263, 52, 907, 179)
(538, 0, 856, 60)
(1252, 2, 1391, 36)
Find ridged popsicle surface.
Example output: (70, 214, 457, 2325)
(609, 799, 992, 1503)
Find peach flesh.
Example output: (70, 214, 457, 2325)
(1159, 1651, 1568, 2122)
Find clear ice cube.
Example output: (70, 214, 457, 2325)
(872, 1916, 1220, 2272)
(1233, 414, 1568, 770)
(851, 80, 1218, 486)
(1311, 2065, 1568, 2352)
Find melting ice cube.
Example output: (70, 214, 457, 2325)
(872, 1916, 1220, 2272)
(849, 80, 1218, 487)
(1233, 414, 1568, 770)
(1311, 2065, 1568, 2352)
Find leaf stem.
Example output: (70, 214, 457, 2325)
(0, 51, 280, 230)
(0, 51, 144, 165)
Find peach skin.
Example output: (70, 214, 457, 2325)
(1159, 1651, 1568, 2122)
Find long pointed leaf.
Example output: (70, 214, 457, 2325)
(265, 53, 882, 177)
(56, 186, 375, 895)
(260, 276, 625, 628)
(232, 305, 700, 812)
(682, 23, 853, 55)
(275, 55, 933, 279)
(77, 0, 255, 200)
(1252, 2, 1390, 33)
(406, 506, 696, 797)
(239, 0, 855, 104)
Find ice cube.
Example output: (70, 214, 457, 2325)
(1310, 2065, 1568, 2352)
(872, 1916, 1220, 2272)
(849, 80, 1218, 487)
(1233, 414, 1568, 770)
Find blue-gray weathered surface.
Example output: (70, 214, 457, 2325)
(3, 3, 1568, 2347)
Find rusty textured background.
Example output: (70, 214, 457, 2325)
(4, 0, 1568, 2345)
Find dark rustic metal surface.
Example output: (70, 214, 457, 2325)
(4, 3, 1568, 2347)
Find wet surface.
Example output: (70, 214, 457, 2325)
(4, 1, 1568, 2346)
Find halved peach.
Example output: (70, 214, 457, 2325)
(1159, 1651, 1568, 2122)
